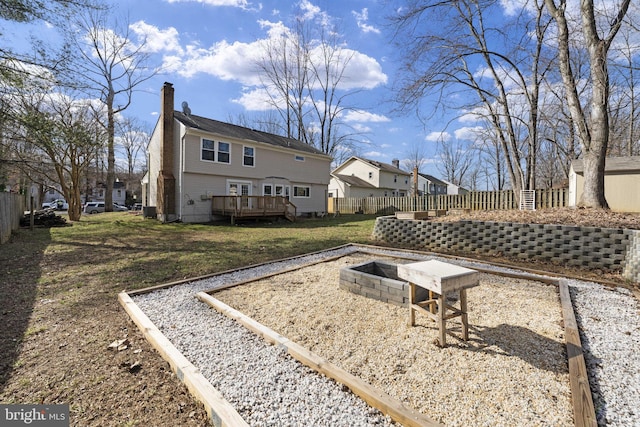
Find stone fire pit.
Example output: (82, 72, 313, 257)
(339, 260, 430, 306)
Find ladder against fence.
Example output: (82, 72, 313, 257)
(330, 188, 568, 215)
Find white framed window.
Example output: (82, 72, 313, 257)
(263, 184, 273, 196)
(202, 138, 230, 163)
(202, 139, 215, 161)
(275, 185, 290, 200)
(243, 146, 255, 167)
(218, 141, 230, 163)
(293, 186, 310, 198)
(394, 174, 397, 183)
(295, 155, 305, 161)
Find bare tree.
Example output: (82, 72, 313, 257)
(608, 24, 640, 157)
(436, 137, 475, 189)
(72, 9, 157, 211)
(256, 19, 311, 143)
(254, 11, 366, 157)
(115, 116, 148, 182)
(227, 111, 287, 136)
(402, 141, 429, 174)
(390, 0, 553, 200)
(543, 0, 632, 208)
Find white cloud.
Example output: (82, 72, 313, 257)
(340, 49, 387, 88)
(154, 20, 385, 97)
(343, 110, 390, 123)
(299, 0, 330, 26)
(231, 87, 278, 111)
(458, 109, 485, 124)
(352, 123, 372, 133)
(425, 131, 451, 142)
(499, 0, 536, 17)
(165, 0, 251, 8)
(352, 8, 380, 34)
(129, 21, 182, 54)
(364, 150, 384, 158)
(454, 126, 485, 141)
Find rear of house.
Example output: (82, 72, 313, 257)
(144, 83, 332, 223)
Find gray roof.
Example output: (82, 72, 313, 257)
(572, 156, 640, 174)
(418, 173, 448, 186)
(332, 174, 376, 188)
(173, 111, 329, 157)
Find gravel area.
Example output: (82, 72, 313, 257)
(131, 245, 640, 427)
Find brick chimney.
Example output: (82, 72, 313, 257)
(157, 82, 176, 221)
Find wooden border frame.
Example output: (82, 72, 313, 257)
(118, 292, 248, 427)
(196, 292, 441, 427)
(119, 243, 598, 427)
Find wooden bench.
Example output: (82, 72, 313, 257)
(397, 260, 479, 347)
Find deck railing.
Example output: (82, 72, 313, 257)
(211, 196, 297, 222)
(329, 188, 569, 215)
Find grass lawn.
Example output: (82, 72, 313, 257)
(0, 212, 378, 426)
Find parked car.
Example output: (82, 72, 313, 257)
(113, 203, 129, 212)
(83, 202, 105, 214)
(42, 199, 68, 211)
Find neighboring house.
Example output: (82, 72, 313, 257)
(569, 156, 640, 212)
(85, 181, 127, 206)
(145, 82, 332, 223)
(328, 157, 412, 198)
(417, 173, 448, 196)
(441, 179, 469, 195)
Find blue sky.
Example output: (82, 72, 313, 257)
(121, 0, 429, 167)
(5, 0, 519, 174)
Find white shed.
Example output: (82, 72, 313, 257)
(569, 156, 640, 212)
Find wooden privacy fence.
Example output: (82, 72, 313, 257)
(330, 188, 569, 215)
(0, 192, 25, 244)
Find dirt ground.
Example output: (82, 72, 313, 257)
(1, 207, 638, 426)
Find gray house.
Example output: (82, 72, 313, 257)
(144, 83, 333, 223)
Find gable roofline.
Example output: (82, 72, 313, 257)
(332, 156, 411, 175)
(173, 111, 331, 159)
(330, 173, 377, 188)
(571, 156, 640, 174)
(418, 173, 448, 186)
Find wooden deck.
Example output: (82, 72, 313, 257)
(211, 196, 296, 224)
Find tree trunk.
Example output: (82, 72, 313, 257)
(579, 150, 608, 208)
(105, 95, 115, 212)
(581, 40, 610, 208)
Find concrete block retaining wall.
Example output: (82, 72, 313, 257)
(372, 216, 640, 283)
(623, 230, 640, 282)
